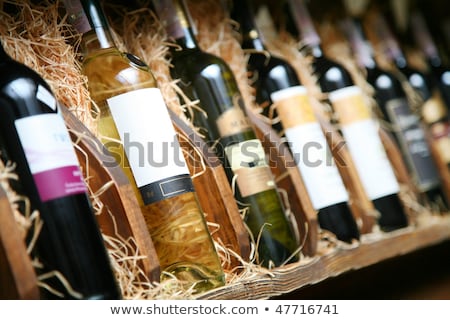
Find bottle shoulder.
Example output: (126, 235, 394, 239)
(82, 48, 158, 100)
(0, 61, 56, 116)
(0, 60, 46, 89)
(312, 55, 354, 91)
(248, 53, 301, 91)
(171, 47, 226, 68)
(171, 49, 237, 82)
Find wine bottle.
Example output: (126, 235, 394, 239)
(366, 11, 448, 203)
(410, 10, 450, 118)
(152, 0, 299, 267)
(0, 40, 121, 299)
(407, 10, 450, 170)
(284, 0, 408, 230)
(229, 0, 359, 241)
(63, 0, 224, 292)
(407, 12, 450, 170)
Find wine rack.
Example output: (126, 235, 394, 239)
(1, 0, 450, 300)
(2, 104, 450, 299)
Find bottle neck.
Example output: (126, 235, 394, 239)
(230, 0, 265, 51)
(286, 0, 321, 49)
(63, 0, 116, 55)
(153, 0, 200, 51)
(371, 11, 407, 68)
(341, 18, 376, 69)
(410, 11, 442, 67)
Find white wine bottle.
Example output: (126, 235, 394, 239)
(63, 0, 225, 293)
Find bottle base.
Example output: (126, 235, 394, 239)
(161, 262, 225, 293)
(373, 194, 409, 232)
(317, 202, 360, 243)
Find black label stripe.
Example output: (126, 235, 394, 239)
(138, 174, 194, 205)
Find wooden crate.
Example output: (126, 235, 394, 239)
(2, 0, 450, 301)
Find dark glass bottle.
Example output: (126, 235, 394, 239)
(407, 10, 450, 171)
(230, 0, 360, 241)
(284, 0, 408, 230)
(0, 40, 121, 299)
(366, 11, 448, 203)
(410, 10, 450, 119)
(153, 0, 299, 267)
(63, 0, 224, 292)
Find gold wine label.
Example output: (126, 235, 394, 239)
(271, 86, 316, 129)
(224, 139, 275, 197)
(422, 91, 448, 124)
(216, 107, 251, 138)
(234, 166, 276, 198)
(328, 86, 371, 125)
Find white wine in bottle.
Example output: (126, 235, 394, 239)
(63, 0, 225, 293)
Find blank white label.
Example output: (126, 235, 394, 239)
(107, 88, 189, 188)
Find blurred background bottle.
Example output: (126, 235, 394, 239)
(229, 0, 362, 240)
(363, 7, 448, 206)
(283, 0, 408, 231)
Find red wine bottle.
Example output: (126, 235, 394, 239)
(284, 0, 408, 231)
(0, 40, 121, 299)
(153, 0, 300, 267)
(230, 0, 360, 241)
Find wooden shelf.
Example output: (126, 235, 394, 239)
(196, 215, 450, 300)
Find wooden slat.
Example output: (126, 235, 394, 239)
(61, 107, 161, 282)
(248, 110, 318, 257)
(170, 110, 251, 268)
(0, 185, 40, 299)
(196, 215, 450, 300)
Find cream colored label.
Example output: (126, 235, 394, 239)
(271, 86, 349, 209)
(422, 91, 448, 124)
(330, 86, 399, 200)
(271, 86, 317, 128)
(216, 107, 251, 138)
(224, 139, 275, 197)
(341, 119, 400, 199)
(329, 86, 371, 125)
(284, 123, 349, 209)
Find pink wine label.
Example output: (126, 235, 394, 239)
(15, 113, 87, 202)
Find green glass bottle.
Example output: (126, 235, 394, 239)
(63, 0, 224, 293)
(152, 0, 300, 267)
